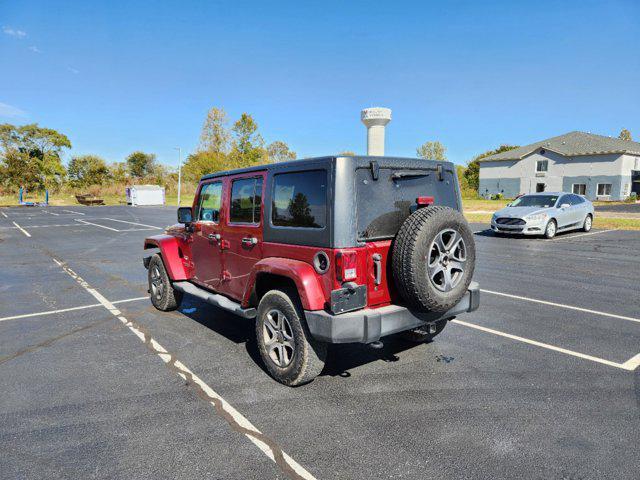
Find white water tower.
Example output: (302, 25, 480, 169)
(361, 107, 392, 156)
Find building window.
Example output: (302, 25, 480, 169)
(572, 184, 586, 195)
(597, 183, 612, 196)
(536, 160, 548, 172)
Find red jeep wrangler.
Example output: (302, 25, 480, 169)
(144, 156, 479, 385)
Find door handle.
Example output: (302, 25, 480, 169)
(242, 237, 258, 246)
(372, 253, 382, 285)
(208, 233, 221, 242)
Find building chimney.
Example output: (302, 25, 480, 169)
(361, 107, 392, 156)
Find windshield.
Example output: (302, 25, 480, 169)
(510, 195, 558, 208)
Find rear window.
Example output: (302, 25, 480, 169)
(272, 170, 327, 228)
(356, 166, 451, 241)
(230, 177, 263, 224)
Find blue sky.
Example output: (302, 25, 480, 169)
(1, 0, 639, 169)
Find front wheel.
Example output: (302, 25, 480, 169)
(544, 219, 557, 239)
(256, 289, 327, 386)
(582, 214, 593, 232)
(148, 254, 183, 311)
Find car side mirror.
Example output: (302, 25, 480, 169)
(560, 203, 570, 209)
(177, 207, 193, 224)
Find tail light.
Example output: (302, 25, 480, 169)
(335, 250, 357, 282)
(416, 196, 434, 206)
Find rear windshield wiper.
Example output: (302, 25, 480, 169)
(391, 170, 430, 179)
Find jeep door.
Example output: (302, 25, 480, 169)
(190, 180, 224, 289)
(217, 172, 265, 301)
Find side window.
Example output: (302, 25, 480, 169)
(570, 194, 584, 205)
(558, 195, 570, 206)
(272, 170, 327, 228)
(230, 177, 263, 224)
(197, 182, 222, 222)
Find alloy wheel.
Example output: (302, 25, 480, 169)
(150, 266, 164, 300)
(263, 309, 295, 368)
(427, 229, 467, 292)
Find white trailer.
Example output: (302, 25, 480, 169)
(126, 185, 165, 206)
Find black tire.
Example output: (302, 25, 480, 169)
(148, 253, 183, 311)
(544, 219, 557, 239)
(392, 206, 476, 313)
(401, 319, 448, 343)
(256, 289, 327, 386)
(582, 214, 593, 232)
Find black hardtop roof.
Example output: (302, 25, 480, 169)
(199, 155, 454, 181)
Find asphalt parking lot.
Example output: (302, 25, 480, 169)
(1, 206, 638, 480)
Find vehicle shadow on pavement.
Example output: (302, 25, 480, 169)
(172, 296, 276, 376)
(322, 336, 422, 378)
(173, 294, 425, 379)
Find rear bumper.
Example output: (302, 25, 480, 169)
(305, 281, 480, 344)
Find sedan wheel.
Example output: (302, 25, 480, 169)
(544, 219, 557, 239)
(583, 215, 593, 232)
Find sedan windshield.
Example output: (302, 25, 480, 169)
(510, 195, 558, 208)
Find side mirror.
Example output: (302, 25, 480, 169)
(560, 203, 570, 209)
(177, 207, 193, 224)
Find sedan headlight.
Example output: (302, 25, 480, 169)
(525, 213, 548, 222)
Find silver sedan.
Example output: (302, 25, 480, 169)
(490, 192, 595, 239)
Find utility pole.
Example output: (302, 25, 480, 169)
(174, 147, 182, 207)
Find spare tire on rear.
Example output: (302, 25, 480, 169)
(392, 206, 475, 313)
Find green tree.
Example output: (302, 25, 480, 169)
(182, 150, 229, 183)
(230, 113, 266, 166)
(416, 141, 447, 161)
(67, 155, 110, 187)
(267, 140, 296, 162)
(0, 123, 70, 191)
(109, 162, 127, 183)
(126, 151, 156, 178)
(619, 128, 632, 141)
(199, 107, 230, 153)
(464, 144, 519, 191)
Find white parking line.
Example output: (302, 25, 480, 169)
(1, 211, 7, 218)
(481, 289, 640, 324)
(52, 258, 316, 480)
(12, 221, 31, 237)
(63, 209, 85, 215)
(75, 218, 120, 231)
(0, 297, 147, 323)
(552, 229, 616, 241)
(102, 218, 164, 229)
(46, 211, 60, 216)
(621, 353, 640, 371)
(451, 319, 636, 371)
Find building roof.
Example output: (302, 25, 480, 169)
(480, 131, 640, 162)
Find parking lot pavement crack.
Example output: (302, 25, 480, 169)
(0, 317, 111, 366)
(50, 256, 317, 480)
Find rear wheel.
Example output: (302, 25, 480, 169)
(401, 319, 448, 343)
(256, 289, 327, 386)
(582, 214, 593, 232)
(148, 254, 183, 311)
(544, 219, 557, 239)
